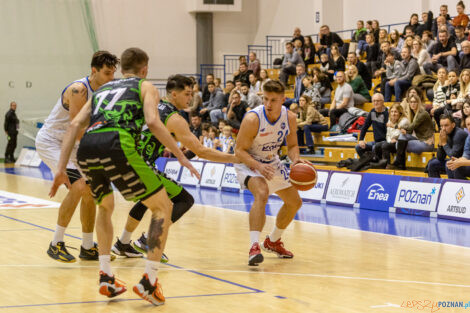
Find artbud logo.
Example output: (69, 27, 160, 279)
(456, 187, 465, 203)
(366, 183, 389, 201)
(398, 187, 436, 205)
(447, 187, 467, 214)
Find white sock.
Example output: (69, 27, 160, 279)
(82, 232, 94, 249)
(269, 226, 285, 242)
(250, 231, 260, 247)
(145, 260, 159, 285)
(52, 225, 66, 245)
(99, 255, 112, 276)
(119, 229, 133, 244)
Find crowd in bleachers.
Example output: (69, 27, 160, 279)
(175, 1, 470, 179)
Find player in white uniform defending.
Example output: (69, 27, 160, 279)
(35, 51, 119, 262)
(235, 80, 307, 266)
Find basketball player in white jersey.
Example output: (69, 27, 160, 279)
(235, 80, 308, 266)
(35, 51, 119, 262)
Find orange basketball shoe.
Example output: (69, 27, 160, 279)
(133, 274, 165, 306)
(262, 236, 294, 258)
(248, 242, 264, 266)
(99, 271, 127, 298)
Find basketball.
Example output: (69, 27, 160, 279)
(289, 162, 318, 191)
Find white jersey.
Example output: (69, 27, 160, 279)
(39, 77, 93, 142)
(246, 105, 290, 163)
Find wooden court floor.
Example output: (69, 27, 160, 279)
(1, 170, 470, 313)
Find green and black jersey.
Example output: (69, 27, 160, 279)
(87, 77, 145, 141)
(138, 99, 179, 165)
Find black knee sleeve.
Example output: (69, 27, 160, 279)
(171, 189, 194, 223)
(129, 201, 148, 221)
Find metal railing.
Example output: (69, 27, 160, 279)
(248, 45, 272, 71)
(223, 54, 246, 82)
(200, 64, 225, 85)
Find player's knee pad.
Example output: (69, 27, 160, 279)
(129, 201, 148, 221)
(171, 189, 194, 223)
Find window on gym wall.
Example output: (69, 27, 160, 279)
(203, 0, 234, 4)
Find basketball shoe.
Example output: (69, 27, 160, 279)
(248, 242, 264, 266)
(133, 233, 169, 263)
(47, 241, 76, 263)
(111, 238, 143, 258)
(99, 271, 127, 298)
(133, 274, 165, 306)
(79, 243, 116, 261)
(261, 236, 294, 258)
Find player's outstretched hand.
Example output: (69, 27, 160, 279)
(178, 156, 201, 180)
(49, 171, 71, 198)
(258, 163, 275, 180)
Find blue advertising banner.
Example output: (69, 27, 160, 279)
(357, 173, 401, 212)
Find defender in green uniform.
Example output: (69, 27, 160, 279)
(49, 48, 200, 306)
(111, 74, 239, 260)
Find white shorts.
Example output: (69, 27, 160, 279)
(35, 129, 79, 174)
(234, 160, 291, 195)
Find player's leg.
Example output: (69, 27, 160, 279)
(112, 201, 146, 258)
(77, 181, 100, 260)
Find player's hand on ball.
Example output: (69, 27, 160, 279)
(49, 171, 71, 198)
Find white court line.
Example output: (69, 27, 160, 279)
(2, 263, 470, 288)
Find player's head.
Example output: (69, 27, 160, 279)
(90, 50, 119, 87)
(10, 101, 17, 110)
(166, 74, 194, 109)
(262, 80, 285, 119)
(120, 47, 149, 78)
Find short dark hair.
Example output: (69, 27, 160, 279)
(166, 74, 194, 93)
(120, 47, 149, 74)
(206, 73, 214, 78)
(241, 83, 249, 88)
(263, 80, 285, 94)
(190, 112, 201, 119)
(226, 80, 234, 85)
(91, 51, 119, 70)
(440, 114, 456, 124)
(285, 42, 293, 48)
(207, 82, 215, 87)
(456, 25, 465, 31)
(240, 62, 248, 67)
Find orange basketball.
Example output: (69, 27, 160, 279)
(289, 162, 318, 191)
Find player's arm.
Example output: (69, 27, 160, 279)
(167, 114, 239, 164)
(65, 82, 89, 140)
(141, 82, 200, 179)
(49, 98, 92, 197)
(285, 111, 309, 166)
(235, 112, 275, 180)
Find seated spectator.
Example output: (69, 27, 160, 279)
(291, 27, 305, 46)
(446, 115, 470, 180)
(430, 68, 448, 121)
(258, 69, 271, 95)
(372, 103, 410, 167)
(422, 30, 436, 52)
(190, 113, 203, 140)
(384, 46, 419, 102)
(319, 53, 335, 81)
(378, 29, 388, 45)
(234, 79, 242, 91)
(351, 20, 368, 56)
(355, 93, 388, 157)
(432, 14, 455, 39)
(346, 65, 371, 105)
(201, 82, 226, 124)
(226, 90, 249, 130)
(347, 52, 372, 90)
(233, 62, 253, 85)
(416, 11, 433, 37)
(428, 114, 468, 178)
(240, 83, 262, 109)
(294, 39, 304, 56)
(328, 71, 355, 129)
(375, 41, 401, 93)
(312, 67, 332, 109)
(279, 41, 304, 86)
(453, 1, 469, 29)
(330, 44, 346, 72)
(224, 80, 235, 105)
(302, 76, 322, 109)
(450, 69, 470, 110)
(214, 78, 222, 90)
(365, 33, 380, 76)
(216, 125, 235, 154)
(389, 29, 400, 50)
(390, 94, 435, 170)
(318, 25, 344, 57)
(402, 14, 419, 36)
(397, 27, 415, 52)
(202, 73, 214, 102)
(460, 40, 470, 71)
(412, 38, 431, 74)
(442, 70, 461, 110)
(383, 52, 404, 94)
(457, 99, 470, 129)
(292, 96, 328, 154)
(400, 86, 425, 118)
(209, 81, 235, 125)
(217, 119, 228, 134)
(248, 52, 261, 78)
(454, 25, 466, 57)
(302, 35, 317, 66)
(294, 64, 307, 101)
(371, 20, 380, 43)
(249, 73, 260, 94)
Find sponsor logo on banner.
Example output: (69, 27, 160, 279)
(437, 182, 470, 219)
(164, 161, 181, 181)
(200, 163, 225, 188)
(179, 161, 204, 185)
(325, 172, 362, 205)
(298, 170, 329, 201)
(221, 166, 241, 189)
(357, 173, 401, 212)
(0, 190, 59, 209)
(394, 181, 441, 212)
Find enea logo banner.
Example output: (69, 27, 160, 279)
(437, 181, 470, 220)
(357, 173, 401, 212)
(394, 180, 441, 212)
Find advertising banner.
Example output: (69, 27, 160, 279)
(357, 173, 401, 212)
(298, 170, 330, 202)
(325, 172, 362, 205)
(437, 181, 470, 221)
(393, 181, 441, 212)
(179, 161, 204, 186)
(220, 166, 241, 190)
(200, 162, 226, 189)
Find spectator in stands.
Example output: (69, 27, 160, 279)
(421, 30, 436, 52)
(416, 11, 434, 37)
(347, 52, 372, 90)
(318, 25, 344, 57)
(224, 80, 235, 105)
(294, 95, 329, 154)
(371, 20, 380, 43)
(328, 71, 355, 129)
(330, 44, 346, 72)
(302, 76, 322, 109)
(449, 69, 470, 115)
(294, 64, 307, 101)
(428, 114, 468, 178)
(433, 4, 451, 28)
(346, 65, 371, 105)
(208, 81, 235, 125)
(397, 27, 415, 52)
(412, 38, 431, 74)
(302, 36, 317, 66)
(375, 41, 401, 93)
(202, 73, 214, 102)
(460, 40, 470, 70)
(249, 73, 261, 94)
(384, 46, 419, 102)
(292, 27, 305, 46)
(442, 70, 460, 108)
(389, 29, 400, 50)
(190, 113, 203, 140)
(312, 67, 332, 109)
(430, 67, 448, 116)
(187, 80, 203, 116)
(214, 78, 222, 90)
(390, 94, 434, 170)
(383, 52, 404, 96)
(319, 53, 334, 81)
(453, 1, 469, 29)
(400, 86, 425, 117)
(233, 62, 252, 85)
(258, 69, 271, 95)
(455, 25, 466, 52)
(403, 14, 420, 35)
(432, 16, 455, 39)
(365, 33, 380, 76)
(355, 93, 388, 158)
(378, 29, 388, 45)
(279, 41, 304, 87)
(458, 100, 470, 129)
(447, 115, 470, 180)
(240, 83, 262, 109)
(226, 90, 248, 130)
(372, 103, 410, 167)
(248, 52, 261, 78)
(234, 79, 242, 91)
(351, 20, 368, 56)
(294, 39, 303, 56)
(201, 82, 226, 124)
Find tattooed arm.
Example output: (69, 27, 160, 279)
(64, 82, 89, 140)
